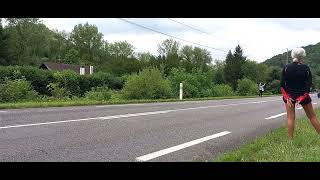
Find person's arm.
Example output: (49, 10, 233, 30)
(307, 66, 312, 93)
(280, 66, 291, 100)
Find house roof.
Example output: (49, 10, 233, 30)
(40, 62, 92, 74)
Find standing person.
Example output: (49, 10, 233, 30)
(258, 82, 266, 97)
(280, 47, 320, 139)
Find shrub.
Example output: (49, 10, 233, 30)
(18, 66, 55, 96)
(53, 70, 85, 97)
(236, 78, 258, 96)
(168, 68, 215, 98)
(88, 72, 124, 90)
(47, 83, 71, 99)
(0, 66, 125, 97)
(0, 66, 55, 96)
(122, 67, 173, 99)
(110, 91, 124, 101)
(84, 86, 113, 101)
(212, 84, 234, 97)
(0, 78, 38, 103)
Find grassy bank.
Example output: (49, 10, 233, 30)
(213, 108, 320, 162)
(0, 94, 278, 109)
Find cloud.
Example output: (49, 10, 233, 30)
(41, 18, 320, 63)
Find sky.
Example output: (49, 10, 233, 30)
(40, 18, 320, 63)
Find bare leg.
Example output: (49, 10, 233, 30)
(285, 102, 296, 139)
(302, 103, 320, 134)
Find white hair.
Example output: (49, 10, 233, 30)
(291, 47, 306, 62)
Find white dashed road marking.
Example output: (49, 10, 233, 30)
(135, 131, 231, 162)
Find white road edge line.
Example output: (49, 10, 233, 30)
(297, 107, 303, 110)
(135, 131, 231, 162)
(0, 111, 7, 113)
(96, 104, 146, 108)
(0, 99, 279, 130)
(95, 97, 282, 108)
(313, 103, 318, 105)
(265, 112, 287, 120)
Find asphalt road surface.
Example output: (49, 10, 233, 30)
(1, 94, 319, 162)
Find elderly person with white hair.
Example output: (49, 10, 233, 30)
(280, 47, 320, 139)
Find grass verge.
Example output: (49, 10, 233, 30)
(0, 94, 278, 109)
(213, 108, 320, 162)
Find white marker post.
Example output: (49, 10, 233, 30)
(179, 83, 183, 100)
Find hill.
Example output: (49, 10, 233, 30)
(263, 42, 320, 88)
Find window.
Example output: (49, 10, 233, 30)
(80, 67, 85, 75)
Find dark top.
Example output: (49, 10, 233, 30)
(280, 61, 312, 96)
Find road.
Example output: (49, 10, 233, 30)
(1, 94, 319, 162)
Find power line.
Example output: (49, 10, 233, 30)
(118, 18, 228, 53)
(168, 18, 244, 46)
(167, 18, 211, 35)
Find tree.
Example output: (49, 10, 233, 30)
(158, 39, 180, 58)
(64, 48, 79, 64)
(69, 23, 104, 65)
(180, 45, 194, 72)
(157, 39, 181, 75)
(242, 60, 268, 83)
(224, 45, 247, 90)
(224, 50, 235, 89)
(213, 60, 226, 84)
(4, 18, 56, 65)
(193, 47, 212, 71)
(233, 45, 246, 78)
(48, 30, 71, 61)
(108, 41, 135, 58)
(6, 18, 40, 26)
(136, 52, 154, 62)
(0, 18, 8, 65)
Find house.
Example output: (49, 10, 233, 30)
(39, 62, 94, 75)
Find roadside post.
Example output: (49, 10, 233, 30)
(179, 83, 183, 100)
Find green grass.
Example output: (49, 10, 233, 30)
(213, 108, 320, 162)
(0, 94, 278, 109)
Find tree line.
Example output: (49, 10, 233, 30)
(0, 18, 291, 103)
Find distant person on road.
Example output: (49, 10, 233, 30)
(280, 47, 320, 139)
(258, 82, 266, 97)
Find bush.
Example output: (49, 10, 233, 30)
(53, 71, 125, 97)
(0, 78, 39, 103)
(0, 66, 125, 97)
(236, 78, 258, 96)
(47, 83, 71, 99)
(84, 86, 113, 101)
(266, 79, 280, 94)
(53, 70, 87, 97)
(0, 66, 55, 96)
(110, 91, 124, 101)
(212, 84, 234, 97)
(88, 72, 124, 90)
(18, 66, 55, 96)
(168, 68, 215, 98)
(122, 67, 173, 99)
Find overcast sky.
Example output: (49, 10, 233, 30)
(41, 18, 320, 63)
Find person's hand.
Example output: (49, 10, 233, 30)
(287, 98, 294, 108)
